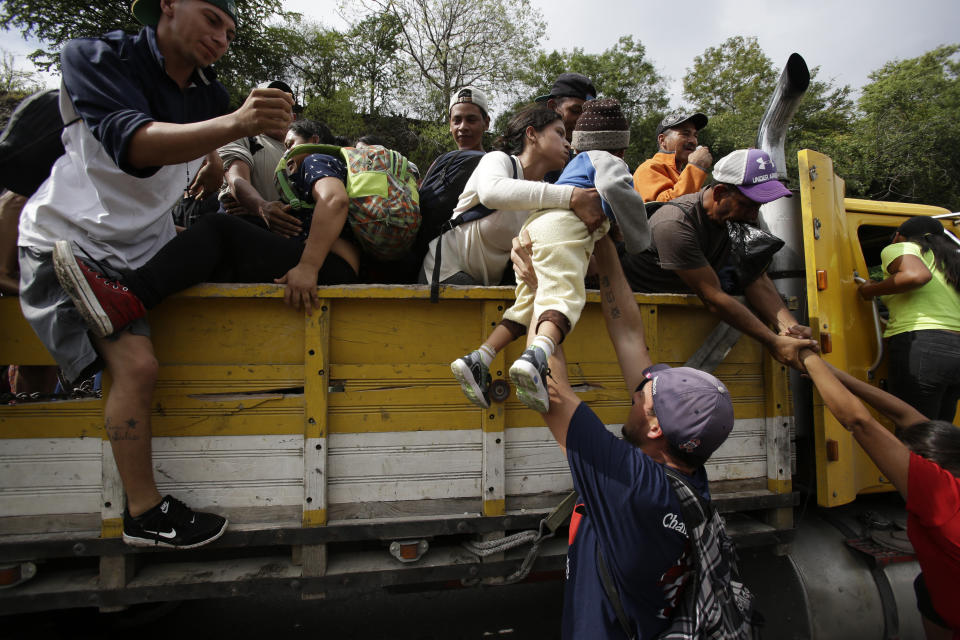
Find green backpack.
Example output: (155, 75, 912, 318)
(275, 143, 421, 261)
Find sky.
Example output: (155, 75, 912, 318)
(2, 0, 957, 106)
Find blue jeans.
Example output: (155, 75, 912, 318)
(888, 330, 960, 422)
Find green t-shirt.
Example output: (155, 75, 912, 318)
(880, 242, 960, 337)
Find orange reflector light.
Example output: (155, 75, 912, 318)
(820, 332, 832, 354)
(399, 543, 419, 560)
(0, 564, 22, 586)
(816, 270, 828, 290)
(826, 439, 839, 462)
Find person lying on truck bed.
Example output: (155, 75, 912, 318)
(53, 115, 361, 333)
(217, 80, 301, 234)
(419, 104, 605, 287)
(619, 148, 815, 370)
(16, 0, 295, 549)
(513, 233, 765, 639)
(228, 117, 329, 239)
(799, 350, 960, 640)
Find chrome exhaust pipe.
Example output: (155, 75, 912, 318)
(756, 54, 812, 438)
(756, 53, 810, 181)
(756, 53, 810, 304)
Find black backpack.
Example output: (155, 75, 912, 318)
(0, 88, 78, 196)
(415, 149, 485, 260)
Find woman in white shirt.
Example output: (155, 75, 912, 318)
(420, 104, 603, 286)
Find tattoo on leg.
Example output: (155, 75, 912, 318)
(104, 416, 141, 441)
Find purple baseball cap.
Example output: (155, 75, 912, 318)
(712, 148, 792, 204)
(644, 364, 734, 461)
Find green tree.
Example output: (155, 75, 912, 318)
(0, 49, 43, 94)
(347, 0, 545, 120)
(842, 44, 960, 209)
(343, 11, 406, 116)
(683, 36, 854, 183)
(0, 0, 298, 105)
(510, 36, 669, 168)
(284, 21, 349, 102)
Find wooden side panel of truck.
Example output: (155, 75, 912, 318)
(0, 282, 796, 610)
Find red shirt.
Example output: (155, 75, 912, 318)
(907, 452, 960, 635)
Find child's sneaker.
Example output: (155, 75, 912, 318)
(451, 351, 492, 409)
(52, 240, 146, 338)
(510, 346, 551, 413)
(123, 495, 228, 549)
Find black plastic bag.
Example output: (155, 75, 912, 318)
(719, 221, 785, 294)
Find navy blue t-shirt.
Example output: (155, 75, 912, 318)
(61, 27, 229, 177)
(563, 401, 710, 640)
(289, 153, 348, 240)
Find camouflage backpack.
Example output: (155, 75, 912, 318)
(275, 144, 421, 261)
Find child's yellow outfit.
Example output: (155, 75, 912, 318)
(502, 150, 648, 336)
(452, 98, 650, 413)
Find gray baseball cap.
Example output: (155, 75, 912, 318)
(656, 110, 708, 136)
(645, 364, 734, 460)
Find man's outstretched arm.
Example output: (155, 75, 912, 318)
(593, 235, 653, 391)
(800, 349, 910, 498)
(676, 265, 816, 370)
(820, 360, 928, 430)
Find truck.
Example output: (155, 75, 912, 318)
(1, 54, 957, 638)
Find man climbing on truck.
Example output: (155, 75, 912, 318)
(17, 0, 293, 549)
(511, 232, 800, 638)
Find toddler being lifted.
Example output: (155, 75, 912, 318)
(452, 99, 650, 412)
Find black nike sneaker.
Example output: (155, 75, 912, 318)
(122, 495, 228, 549)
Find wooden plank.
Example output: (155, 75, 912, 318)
(764, 356, 795, 495)
(300, 544, 327, 578)
(101, 440, 123, 538)
(328, 497, 483, 522)
(303, 298, 329, 540)
(0, 399, 104, 440)
(99, 554, 135, 589)
(155, 364, 305, 395)
(0, 438, 102, 518)
(0, 298, 55, 365)
(481, 301, 506, 517)
(326, 431, 481, 504)
(504, 427, 571, 496)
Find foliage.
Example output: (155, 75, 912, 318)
(0, 0, 296, 106)
(0, 49, 43, 94)
(842, 45, 960, 209)
(282, 20, 349, 104)
(343, 11, 407, 116)
(506, 35, 669, 168)
(682, 36, 854, 184)
(347, 0, 545, 120)
(1, 1, 956, 209)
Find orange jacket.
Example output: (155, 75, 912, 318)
(632, 151, 708, 202)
